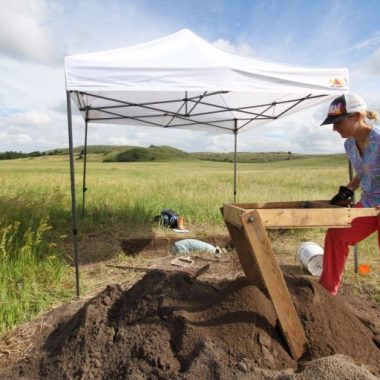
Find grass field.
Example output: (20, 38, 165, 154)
(0, 153, 379, 336)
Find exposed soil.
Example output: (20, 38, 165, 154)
(120, 234, 232, 257)
(0, 234, 379, 379)
(0, 269, 379, 379)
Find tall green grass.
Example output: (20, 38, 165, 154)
(0, 216, 69, 333)
(0, 182, 73, 335)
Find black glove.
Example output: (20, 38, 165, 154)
(330, 186, 354, 205)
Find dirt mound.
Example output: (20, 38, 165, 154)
(5, 271, 380, 379)
(287, 276, 380, 370)
(279, 354, 379, 380)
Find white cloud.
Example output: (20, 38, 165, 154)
(347, 32, 380, 52)
(0, 106, 71, 152)
(232, 107, 345, 155)
(362, 47, 380, 75)
(58, 1, 175, 56)
(0, 59, 65, 109)
(13, 133, 33, 145)
(0, 131, 33, 148)
(35, 135, 66, 150)
(2, 110, 51, 127)
(0, 0, 57, 63)
(107, 137, 137, 146)
(204, 134, 235, 152)
(212, 38, 255, 56)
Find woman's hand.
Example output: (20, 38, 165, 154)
(330, 186, 354, 205)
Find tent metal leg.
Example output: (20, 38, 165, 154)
(348, 160, 358, 273)
(66, 91, 81, 297)
(353, 237, 359, 274)
(82, 120, 88, 216)
(233, 120, 237, 203)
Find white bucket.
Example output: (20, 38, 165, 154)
(297, 242, 324, 276)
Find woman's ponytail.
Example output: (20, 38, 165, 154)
(365, 110, 378, 121)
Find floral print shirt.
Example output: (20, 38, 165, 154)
(345, 125, 380, 207)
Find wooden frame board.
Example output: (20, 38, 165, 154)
(222, 202, 379, 360)
(224, 201, 378, 229)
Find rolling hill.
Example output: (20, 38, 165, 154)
(103, 145, 197, 162)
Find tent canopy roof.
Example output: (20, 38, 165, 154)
(64, 29, 349, 134)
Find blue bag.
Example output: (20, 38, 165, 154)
(154, 208, 179, 228)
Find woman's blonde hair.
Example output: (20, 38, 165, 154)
(360, 110, 378, 121)
(365, 110, 378, 121)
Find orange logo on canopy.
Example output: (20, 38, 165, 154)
(329, 77, 345, 87)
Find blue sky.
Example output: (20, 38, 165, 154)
(0, 0, 379, 153)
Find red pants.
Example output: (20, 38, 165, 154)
(319, 202, 380, 295)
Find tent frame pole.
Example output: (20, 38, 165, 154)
(233, 119, 238, 203)
(82, 119, 88, 216)
(66, 91, 80, 297)
(76, 91, 326, 132)
(349, 160, 359, 273)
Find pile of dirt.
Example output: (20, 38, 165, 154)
(3, 271, 380, 379)
(287, 276, 380, 368)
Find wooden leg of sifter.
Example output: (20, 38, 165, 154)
(222, 206, 306, 360)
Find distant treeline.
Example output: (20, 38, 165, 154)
(0, 146, 346, 163)
(0, 150, 63, 160)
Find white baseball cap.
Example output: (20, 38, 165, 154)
(321, 93, 367, 125)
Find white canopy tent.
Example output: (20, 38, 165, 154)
(65, 29, 349, 295)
